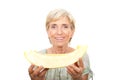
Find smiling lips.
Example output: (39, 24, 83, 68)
(55, 37, 65, 41)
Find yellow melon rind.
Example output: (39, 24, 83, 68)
(24, 45, 87, 68)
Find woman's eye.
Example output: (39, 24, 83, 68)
(64, 26, 68, 28)
(63, 24, 69, 28)
(51, 26, 56, 28)
(50, 24, 57, 29)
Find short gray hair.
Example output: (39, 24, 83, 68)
(46, 9, 75, 30)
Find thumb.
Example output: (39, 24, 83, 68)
(78, 58, 84, 68)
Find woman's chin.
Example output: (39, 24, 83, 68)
(53, 43, 67, 47)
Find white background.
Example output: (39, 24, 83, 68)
(0, 0, 120, 80)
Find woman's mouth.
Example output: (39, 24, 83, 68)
(55, 37, 64, 41)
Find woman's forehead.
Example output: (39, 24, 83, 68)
(50, 16, 70, 23)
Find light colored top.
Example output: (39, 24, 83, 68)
(38, 49, 93, 80)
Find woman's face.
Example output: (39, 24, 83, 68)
(47, 17, 74, 47)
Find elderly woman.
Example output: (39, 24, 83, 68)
(28, 9, 93, 80)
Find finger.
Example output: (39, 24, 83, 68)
(67, 68, 72, 75)
(67, 65, 78, 75)
(28, 64, 35, 74)
(78, 58, 84, 68)
(67, 66, 74, 75)
(38, 68, 49, 77)
(69, 64, 81, 73)
(33, 66, 44, 76)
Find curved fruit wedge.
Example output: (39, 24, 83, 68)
(24, 45, 87, 68)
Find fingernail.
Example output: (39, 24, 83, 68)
(33, 66, 38, 70)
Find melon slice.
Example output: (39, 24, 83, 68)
(24, 45, 87, 68)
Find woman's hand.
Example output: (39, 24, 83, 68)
(28, 64, 48, 80)
(67, 58, 84, 80)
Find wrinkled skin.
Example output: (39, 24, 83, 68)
(28, 65, 48, 80)
(67, 58, 86, 80)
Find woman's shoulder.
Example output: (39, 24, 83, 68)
(82, 52, 89, 58)
(82, 52, 90, 62)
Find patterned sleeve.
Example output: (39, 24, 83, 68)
(82, 53, 93, 80)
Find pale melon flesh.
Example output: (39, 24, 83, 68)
(24, 45, 87, 68)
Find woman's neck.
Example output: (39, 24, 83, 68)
(51, 45, 69, 54)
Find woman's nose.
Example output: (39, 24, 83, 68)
(57, 28, 62, 34)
